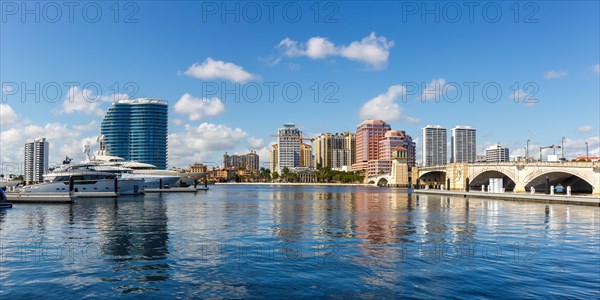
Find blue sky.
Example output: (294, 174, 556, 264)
(1, 1, 599, 170)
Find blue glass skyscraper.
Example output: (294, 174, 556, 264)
(100, 99, 168, 169)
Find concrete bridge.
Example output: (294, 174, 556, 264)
(368, 161, 600, 195)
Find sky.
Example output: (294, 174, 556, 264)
(1, 1, 599, 172)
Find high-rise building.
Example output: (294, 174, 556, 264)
(486, 144, 510, 162)
(100, 98, 168, 169)
(367, 130, 416, 177)
(276, 123, 302, 172)
(246, 151, 259, 174)
(300, 143, 313, 168)
(270, 144, 278, 174)
(353, 120, 391, 172)
(422, 125, 447, 166)
(451, 126, 476, 163)
(223, 151, 260, 174)
(314, 132, 355, 169)
(24, 137, 49, 183)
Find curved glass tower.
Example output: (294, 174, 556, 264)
(101, 99, 168, 169)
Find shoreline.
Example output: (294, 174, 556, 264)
(214, 182, 371, 187)
(414, 189, 600, 207)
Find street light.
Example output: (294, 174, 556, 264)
(585, 141, 589, 161)
(562, 136, 566, 160)
(526, 139, 530, 160)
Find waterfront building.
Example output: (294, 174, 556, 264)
(272, 123, 302, 173)
(450, 125, 476, 163)
(368, 130, 416, 177)
(486, 143, 510, 162)
(352, 120, 391, 172)
(223, 151, 260, 174)
(314, 132, 355, 169)
(100, 98, 168, 169)
(270, 144, 278, 174)
(24, 137, 49, 183)
(188, 163, 208, 173)
(246, 151, 259, 174)
(422, 125, 447, 166)
(300, 143, 313, 168)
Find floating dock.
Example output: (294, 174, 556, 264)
(6, 192, 76, 203)
(145, 186, 209, 193)
(413, 189, 600, 206)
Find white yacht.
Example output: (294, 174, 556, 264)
(70, 137, 181, 189)
(23, 169, 144, 196)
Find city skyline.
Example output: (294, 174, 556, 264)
(1, 2, 599, 170)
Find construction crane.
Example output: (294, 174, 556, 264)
(269, 134, 315, 142)
(540, 145, 561, 161)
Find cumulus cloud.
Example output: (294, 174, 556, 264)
(578, 125, 594, 133)
(359, 85, 419, 123)
(276, 32, 394, 70)
(184, 58, 256, 83)
(420, 78, 457, 102)
(60, 86, 105, 116)
(168, 123, 248, 166)
(174, 93, 225, 121)
(544, 70, 568, 79)
(0, 104, 18, 125)
(0, 121, 98, 165)
(247, 136, 265, 149)
(510, 88, 538, 106)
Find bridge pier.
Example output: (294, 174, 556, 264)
(514, 181, 526, 193)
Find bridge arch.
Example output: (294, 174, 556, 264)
(418, 171, 446, 188)
(524, 171, 594, 194)
(376, 177, 389, 187)
(469, 170, 517, 191)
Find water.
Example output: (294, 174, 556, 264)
(1, 185, 598, 299)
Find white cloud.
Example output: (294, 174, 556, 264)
(421, 78, 457, 102)
(247, 136, 265, 149)
(544, 70, 568, 79)
(591, 64, 600, 74)
(578, 125, 594, 133)
(276, 32, 394, 70)
(359, 85, 419, 123)
(61, 86, 105, 116)
(510, 88, 538, 106)
(184, 58, 256, 83)
(100, 93, 130, 103)
(0, 104, 18, 125)
(0, 122, 96, 166)
(359, 85, 404, 121)
(172, 119, 183, 126)
(174, 93, 225, 121)
(563, 136, 600, 158)
(72, 120, 97, 132)
(168, 123, 248, 167)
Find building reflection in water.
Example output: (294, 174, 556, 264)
(93, 195, 170, 292)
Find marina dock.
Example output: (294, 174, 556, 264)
(413, 189, 600, 206)
(145, 186, 209, 193)
(6, 192, 76, 203)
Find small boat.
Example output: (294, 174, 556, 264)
(0, 188, 13, 208)
(555, 185, 565, 193)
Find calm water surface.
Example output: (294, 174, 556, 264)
(1, 185, 599, 299)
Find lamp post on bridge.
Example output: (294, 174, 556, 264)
(526, 139, 530, 161)
(585, 141, 589, 161)
(562, 136, 566, 160)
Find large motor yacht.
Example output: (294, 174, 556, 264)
(23, 169, 144, 196)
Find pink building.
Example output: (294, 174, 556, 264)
(352, 120, 391, 172)
(367, 130, 416, 177)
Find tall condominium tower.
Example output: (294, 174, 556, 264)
(24, 137, 49, 183)
(451, 125, 477, 163)
(275, 123, 302, 172)
(368, 130, 416, 177)
(352, 120, 391, 172)
(422, 125, 447, 166)
(100, 99, 168, 169)
(314, 132, 356, 169)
